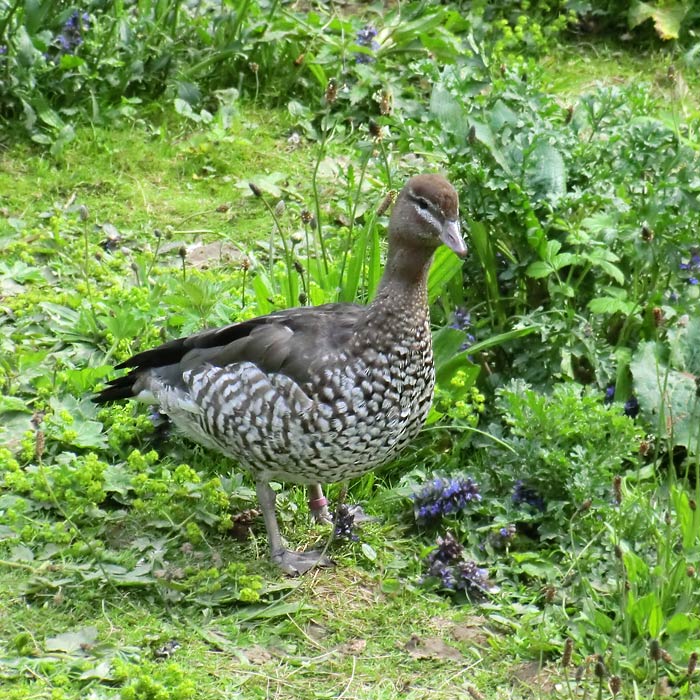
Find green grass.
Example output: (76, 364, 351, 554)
(2, 38, 700, 700)
(0, 108, 316, 248)
(542, 37, 700, 115)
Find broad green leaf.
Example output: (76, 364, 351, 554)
(595, 259, 625, 286)
(551, 252, 576, 271)
(622, 549, 649, 583)
(628, 592, 658, 637)
(526, 142, 567, 202)
(45, 627, 98, 654)
(628, 1, 687, 40)
(526, 261, 552, 279)
(428, 246, 463, 303)
(361, 542, 377, 561)
(429, 82, 464, 136)
(666, 612, 699, 635)
(432, 327, 468, 368)
(588, 297, 636, 315)
(668, 316, 700, 375)
(15, 26, 41, 67)
(436, 353, 479, 387)
(0, 396, 32, 413)
(470, 120, 512, 174)
(631, 341, 700, 451)
(671, 487, 700, 550)
(31, 95, 64, 130)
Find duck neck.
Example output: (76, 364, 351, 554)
(368, 243, 434, 330)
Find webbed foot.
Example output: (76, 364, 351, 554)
(271, 548, 334, 576)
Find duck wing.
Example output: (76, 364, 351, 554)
(93, 302, 364, 404)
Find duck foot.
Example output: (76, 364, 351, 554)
(272, 548, 334, 576)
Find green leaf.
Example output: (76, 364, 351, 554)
(666, 612, 699, 635)
(628, 592, 658, 637)
(0, 396, 32, 413)
(526, 261, 553, 279)
(588, 296, 636, 315)
(551, 252, 576, 271)
(45, 627, 98, 654)
(15, 26, 41, 67)
(631, 341, 700, 451)
(428, 246, 463, 303)
(361, 543, 377, 561)
(432, 327, 469, 367)
(429, 82, 464, 136)
(526, 142, 567, 202)
(622, 549, 649, 583)
(669, 316, 700, 375)
(466, 326, 537, 354)
(628, 1, 687, 40)
(436, 353, 479, 387)
(468, 219, 502, 316)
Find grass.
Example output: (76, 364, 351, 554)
(2, 34, 700, 700)
(0, 107, 316, 246)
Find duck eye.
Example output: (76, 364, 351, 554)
(416, 198, 430, 211)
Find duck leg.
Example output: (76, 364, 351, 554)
(308, 483, 332, 524)
(255, 480, 333, 576)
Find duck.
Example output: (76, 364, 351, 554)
(94, 174, 467, 574)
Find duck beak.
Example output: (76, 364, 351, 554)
(440, 219, 468, 257)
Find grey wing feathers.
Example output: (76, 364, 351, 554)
(94, 302, 364, 403)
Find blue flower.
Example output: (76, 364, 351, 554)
(604, 385, 615, 404)
(624, 396, 639, 418)
(422, 532, 492, 596)
(512, 480, 546, 512)
(333, 503, 360, 542)
(0, 45, 6, 55)
(55, 10, 89, 54)
(499, 524, 516, 540)
(450, 307, 476, 350)
(354, 25, 380, 64)
(689, 277, 699, 285)
(412, 476, 481, 524)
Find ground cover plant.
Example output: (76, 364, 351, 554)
(2, 1, 700, 698)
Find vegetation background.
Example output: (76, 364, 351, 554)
(1, 0, 700, 698)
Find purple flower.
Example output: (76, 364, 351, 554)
(689, 277, 699, 285)
(624, 396, 639, 418)
(499, 524, 516, 540)
(512, 480, 546, 512)
(680, 262, 690, 271)
(604, 385, 615, 404)
(55, 10, 89, 54)
(0, 45, 7, 55)
(333, 503, 360, 542)
(412, 476, 481, 524)
(354, 25, 380, 64)
(422, 532, 492, 596)
(450, 307, 476, 350)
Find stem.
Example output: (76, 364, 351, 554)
(337, 148, 371, 295)
(311, 133, 331, 279)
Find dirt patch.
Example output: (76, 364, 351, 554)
(404, 634, 464, 662)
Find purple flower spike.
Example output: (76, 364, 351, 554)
(412, 476, 481, 524)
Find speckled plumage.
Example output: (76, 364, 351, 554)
(95, 174, 466, 574)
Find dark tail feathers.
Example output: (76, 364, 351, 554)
(93, 372, 138, 404)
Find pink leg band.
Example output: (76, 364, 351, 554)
(309, 496, 328, 511)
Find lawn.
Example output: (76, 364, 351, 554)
(2, 3, 700, 699)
